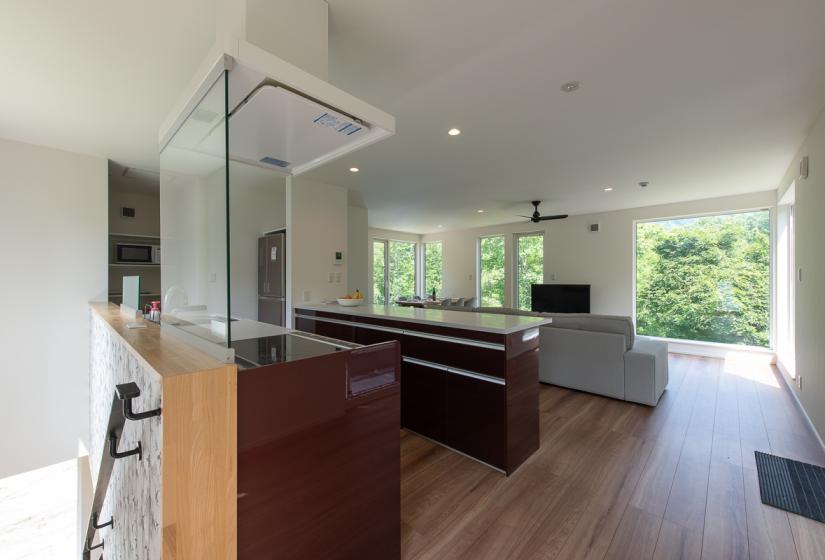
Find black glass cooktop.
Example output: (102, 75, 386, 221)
(231, 333, 351, 368)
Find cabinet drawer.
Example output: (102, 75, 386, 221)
(296, 316, 356, 343)
(447, 372, 506, 470)
(401, 333, 506, 379)
(401, 360, 447, 442)
(354, 325, 404, 346)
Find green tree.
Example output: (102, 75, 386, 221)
(517, 234, 544, 310)
(635, 211, 770, 347)
(372, 240, 386, 304)
(424, 242, 443, 297)
(480, 236, 505, 306)
(388, 240, 416, 302)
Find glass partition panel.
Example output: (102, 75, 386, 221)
(160, 71, 230, 355)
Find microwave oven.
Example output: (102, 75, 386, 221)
(116, 243, 161, 264)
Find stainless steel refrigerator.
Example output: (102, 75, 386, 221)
(258, 233, 285, 326)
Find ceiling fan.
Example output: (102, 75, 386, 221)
(519, 200, 568, 223)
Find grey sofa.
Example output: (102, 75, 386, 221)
(443, 306, 668, 406)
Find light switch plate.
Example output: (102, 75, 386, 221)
(303, 290, 311, 302)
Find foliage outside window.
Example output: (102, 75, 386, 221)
(516, 233, 543, 310)
(424, 242, 443, 297)
(372, 240, 386, 304)
(388, 240, 417, 303)
(479, 236, 506, 307)
(635, 210, 770, 347)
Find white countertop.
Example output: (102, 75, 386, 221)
(294, 303, 551, 334)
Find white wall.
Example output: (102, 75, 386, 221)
(0, 138, 107, 478)
(420, 191, 776, 316)
(108, 189, 160, 236)
(776, 103, 825, 444)
(347, 205, 368, 295)
(288, 178, 348, 315)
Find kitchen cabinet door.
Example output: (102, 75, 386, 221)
(401, 360, 447, 442)
(447, 373, 506, 470)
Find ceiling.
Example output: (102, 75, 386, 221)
(304, 0, 825, 232)
(0, 0, 215, 171)
(1, 1, 825, 234)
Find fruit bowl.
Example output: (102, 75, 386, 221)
(337, 298, 364, 307)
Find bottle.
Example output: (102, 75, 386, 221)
(432, 288, 436, 301)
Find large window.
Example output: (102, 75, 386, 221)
(515, 233, 544, 310)
(373, 239, 417, 304)
(478, 235, 506, 307)
(635, 210, 771, 347)
(424, 241, 443, 298)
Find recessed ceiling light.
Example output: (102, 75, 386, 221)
(448, 128, 461, 136)
(349, 167, 359, 173)
(437, 224, 443, 228)
(561, 81, 580, 93)
(477, 209, 485, 213)
(604, 187, 613, 192)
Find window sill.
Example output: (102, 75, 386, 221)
(647, 336, 775, 363)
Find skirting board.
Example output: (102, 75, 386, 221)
(776, 358, 825, 455)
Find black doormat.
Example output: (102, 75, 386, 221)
(755, 451, 825, 523)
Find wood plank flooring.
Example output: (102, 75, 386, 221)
(400, 354, 825, 560)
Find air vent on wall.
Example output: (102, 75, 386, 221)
(589, 223, 600, 233)
(121, 207, 136, 218)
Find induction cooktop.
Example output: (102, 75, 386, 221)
(231, 332, 353, 369)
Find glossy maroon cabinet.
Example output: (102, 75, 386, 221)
(237, 341, 401, 560)
(446, 373, 507, 468)
(400, 360, 447, 442)
(295, 308, 541, 475)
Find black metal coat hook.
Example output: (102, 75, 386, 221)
(86, 540, 104, 552)
(116, 382, 161, 421)
(93, 513, 113, 530)
(108, 431, 142, 461)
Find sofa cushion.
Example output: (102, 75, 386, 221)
(539, 313, 635, 351)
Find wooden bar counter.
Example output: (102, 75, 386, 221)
(294, 304, 549, 474)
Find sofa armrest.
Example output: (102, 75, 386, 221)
(624, 336, 669, 405)
(539, 327, 627, 399)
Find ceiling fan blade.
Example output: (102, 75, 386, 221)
(517, 215, 533, 219)
(537, 214, 569, 221)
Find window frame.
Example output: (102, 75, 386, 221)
(632, 206, 774, 350)
(372, 237, 419, 304)
(513, 231, 544, 311)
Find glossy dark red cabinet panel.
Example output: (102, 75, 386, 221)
(237, 341, 401, 560)
(447, 373, 507, 468)
(400, 361, 447, 442)
(294, 308, 541, 475)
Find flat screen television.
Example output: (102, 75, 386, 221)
(530, 284, 590, 313)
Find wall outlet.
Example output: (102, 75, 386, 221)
(335, 272, 342, 283)
(550, 274, 556, 281)
(303, 290, 311, 302)
(208, 272, 216, 283)
(797, 376, 802, 390)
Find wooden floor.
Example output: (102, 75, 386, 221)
(400, 354, 825, 560)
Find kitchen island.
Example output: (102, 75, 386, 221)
(294, 304, 550, 474)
